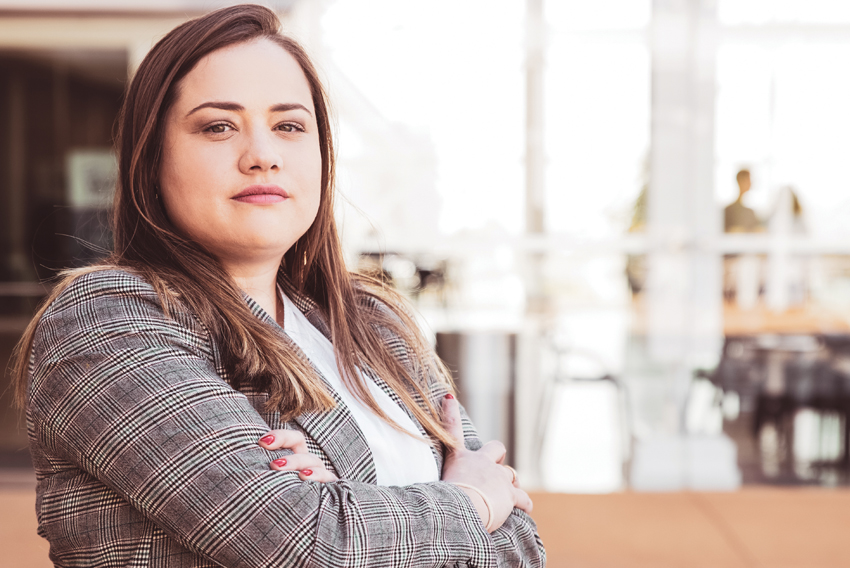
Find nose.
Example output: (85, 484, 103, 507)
(238, 128, 281, 173)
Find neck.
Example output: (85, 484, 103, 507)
(222, 259, 283, 324)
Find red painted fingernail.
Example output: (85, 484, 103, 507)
(301, 469, 313, 476)
(272, 458, 287, 467)
(260, 435, 275, 445)
(445, 393, 454, 399)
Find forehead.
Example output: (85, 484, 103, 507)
(175, 38, 314, 112)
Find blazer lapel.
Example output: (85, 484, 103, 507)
(360, 365, 444, 474)
(242, 287, 378, 484)
(275, 273, 444, 477)
(279, 275, 443, 474)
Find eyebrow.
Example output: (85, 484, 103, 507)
(186, 101, 313, 117)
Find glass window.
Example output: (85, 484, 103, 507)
(719, 0, 850, 25)
(545, 39, 649, 236)
(716, 42, 850, 237)
(323, 0, 525, 237)
(546, 0, 650, 31)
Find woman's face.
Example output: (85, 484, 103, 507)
(160, 38, 322, 270)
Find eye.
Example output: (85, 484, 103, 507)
(204, 122, 234, 134)
(276, 122, 305, 133)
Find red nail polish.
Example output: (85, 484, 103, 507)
(301, 469, 313, 476)
(445, 393, 454, 399)
(273, 458, 287, 467)
(260, 435, 275, 445)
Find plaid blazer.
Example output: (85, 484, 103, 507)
(26, 269, 545, 568)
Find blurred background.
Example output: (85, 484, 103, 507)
(2, 0, 850, 566)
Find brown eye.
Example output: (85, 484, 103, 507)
(206, 123, 232, 134)
(277, 122, 304, 133)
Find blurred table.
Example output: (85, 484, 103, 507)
(531, 488, 850, 568)
(723, 302, 850, 336)
(629, 296, 850, 336)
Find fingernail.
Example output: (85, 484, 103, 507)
(445, 393, 454, 399)
(301, 469, 313, 476)
(260, 435, 275, 445)
(272, 458, 287, 467)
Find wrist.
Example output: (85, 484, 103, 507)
(450, 482, 495, 532)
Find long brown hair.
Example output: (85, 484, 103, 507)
(12, 4, 456, 447)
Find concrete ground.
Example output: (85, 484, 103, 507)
(3, 471, 849, 568)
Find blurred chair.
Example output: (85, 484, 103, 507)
(709, 334, 849, 483)
(536, 344, 632, 493)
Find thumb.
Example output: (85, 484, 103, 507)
(440, 394, 465, 447)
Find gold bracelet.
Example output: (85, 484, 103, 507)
(451, 482, 495, 532)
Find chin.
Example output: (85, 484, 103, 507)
(235, 234, 298, 257)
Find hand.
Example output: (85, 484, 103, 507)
(440, 394, 533, 533)
(258, 429, 338, 483)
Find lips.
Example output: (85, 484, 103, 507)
(231, 184, 290, 204)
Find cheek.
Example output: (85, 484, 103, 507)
(309, 144, 324, 199)
(161, 186, 202, 235)
(159, 145, 217, 237)
(296, 143, 324, 222)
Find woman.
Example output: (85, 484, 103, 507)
(12, 4, 545, 567)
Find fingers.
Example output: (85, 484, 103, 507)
(258, 429, 309, 455)
(513, 487, 533, 514)
(500, 464, 520, 488)
(261, 430, 337, 482)
(299, 467, 337, 483)
(479, 440, 507, 464)
(270, 453, 338, 483)
(270, 453, 320, 473)
(440, 394, 465, 446)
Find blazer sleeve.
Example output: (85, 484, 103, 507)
(27, 270, 498, 568)
(455, 403, 547, 568)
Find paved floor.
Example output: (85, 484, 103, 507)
(1, 470, 50, 568)
(4, 473, 849, 568)
(532, 488, 850, 568)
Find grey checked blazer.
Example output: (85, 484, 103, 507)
(26, 269, 545, 567)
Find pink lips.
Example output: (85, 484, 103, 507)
(231, 184, 290, 204)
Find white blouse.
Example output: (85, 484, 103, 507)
(279, 291, 440, 486)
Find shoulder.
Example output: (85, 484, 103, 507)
(47, 267, 158, 313)
(35, 267, 208, 356)
(352, 281, 418, 358)
(42, 267, 188, 330)
(350, 276, 446, 387)
(351, 276, 410, 327)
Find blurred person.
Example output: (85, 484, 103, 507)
(769, 185, 805, 234)
(723, 169, 764, 306)
(11, 5, 543, 567)
(768, 185, 808, 307)
(724, 169, 762, 233)
(625, 160, 648, 295)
